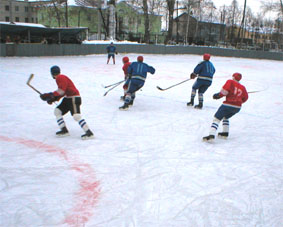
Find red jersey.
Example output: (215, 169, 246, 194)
(53, 74, 80, 97)
(220, 79, 248, 108)
(122, 62, 131, 79)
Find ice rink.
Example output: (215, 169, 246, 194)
(0, 53, 282, 227)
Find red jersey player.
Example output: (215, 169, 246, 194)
(40, 65, 94, 140)
(121, 56, 131, 101)
(203, 72, 249, 141)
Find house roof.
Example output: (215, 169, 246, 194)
(175, 12, 225, 25)
(0, 22, 88, 37)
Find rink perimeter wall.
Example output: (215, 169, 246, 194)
(0, 43, 282, 61)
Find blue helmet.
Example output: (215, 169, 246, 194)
(50, 65, 60, 76)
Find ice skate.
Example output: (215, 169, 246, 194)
(194, 103, 203, 109)
(81, 129, 94, 140)
(56, 127, 69, 137)
(128, 100, 134, 106)
(119, 103, 129, 110)
(202, 135, 215, 142)
(187, 101, 194, 106)
(218, 132, 229, 139)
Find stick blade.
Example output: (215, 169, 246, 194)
(156, 86, 165, 91)
(27, 74, 34, 85)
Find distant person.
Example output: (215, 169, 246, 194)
(14, 35, 21, 44)
(119, 56, 155, 110)
(5, 35, 12, 43)
(187, 53, 216, 109)
(203, 73, 249, 142)
(120, 56, 131, 101)
(106, 42, 117, 64)
(40, 65, 94, 140)
(41, 37, 48, 44)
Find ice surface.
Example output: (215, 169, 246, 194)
(0, 53, 282, 227)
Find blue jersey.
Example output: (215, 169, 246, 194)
(106, 45, 116, 54)
(193, 60, 215, 82)
(128, 62, 155, 81)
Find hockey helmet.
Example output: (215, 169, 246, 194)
(122, 56, 129, 63)
(50, 65, 60, 76)
(137, 56, 143, 62)
(232, 72, 242, 81)
(203, 53, 211, 61)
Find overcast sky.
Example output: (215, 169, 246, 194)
(213, 0, 261, 12)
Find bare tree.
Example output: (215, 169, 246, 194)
(236, 0, 247, 47)
(52, 0, 63, 26)
(165, 0, 176, 44)
(75, 0, 108, 38)
(30, 0, 67, 27)
(142, 0, 150, 43)
(181, 0, 199, 44)
(261, 0, 283, 16)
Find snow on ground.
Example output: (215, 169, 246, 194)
(0, 53, 283, 227)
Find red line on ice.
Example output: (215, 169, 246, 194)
(0, 135, 100, 227)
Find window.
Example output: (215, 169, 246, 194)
(15, 17, 20, 22)
(15, 6, 19, 11)
(5, 17, 10, 22)
(25, 18, 29, 22)
(5, 5, 10, 11)
(25, 6, 29, 12)
(31, 18, 34, 23)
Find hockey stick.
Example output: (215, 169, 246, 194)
(103, 81, 123, 96)
(27, 74, 58, 105)
(157, 78, 191, 91)
(26, 74, 42, 94)
(102, 79, 126, 88)
(248, 90, 265, 94)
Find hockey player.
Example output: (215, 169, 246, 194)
(106, 42, 117, 64)
(203, 72, 249, 142)
(120, 56, 131, 101)
(187, 53, 216, 109)
(119, 56, 155, 110)
(40, 65, 94, 140)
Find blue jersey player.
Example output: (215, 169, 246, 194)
(106, 42, 117, 64)
(119, 56, 155, 110)
(187, 53, 216, 109)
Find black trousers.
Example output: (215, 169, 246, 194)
(57, 97, 81, 116)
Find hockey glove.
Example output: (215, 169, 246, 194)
(190, 73, 197, 79)
(123, 84, 128, 90)
(213, 93, 222, 100)
(40, 92, 58, 104)
(40, 92, 54, 101)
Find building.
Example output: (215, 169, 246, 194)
(172, 12, 226, 45)
(0, 0, 38, 23)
